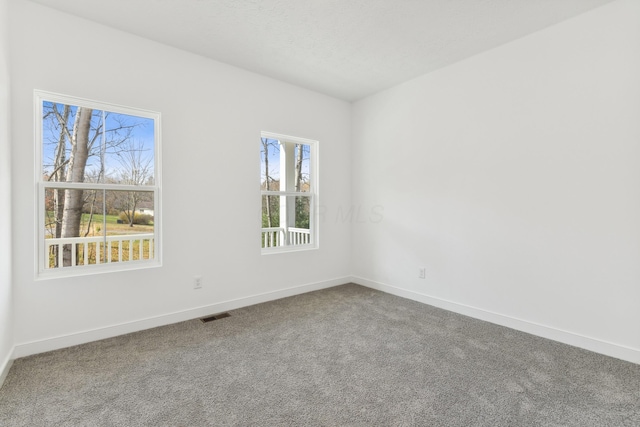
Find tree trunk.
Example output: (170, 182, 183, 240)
(129, 192, 137, 227)
(52, 104, 70, 266)
(84, 190, 97, 237)
(295, 144, 303, 192)
(61, 107, 92, 266)
(262, 139, 272, 228)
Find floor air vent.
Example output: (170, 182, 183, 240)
(200, 313, 231, 323)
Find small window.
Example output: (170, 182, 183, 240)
(36, 91, 161, 278)
(261, 132, 317, 253)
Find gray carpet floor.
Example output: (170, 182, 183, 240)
(1, 283, 638, 426)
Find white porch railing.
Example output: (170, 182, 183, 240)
(262, 227, 310, 248)
(288, 227, 311, 245)
(45, 234, 154, 268)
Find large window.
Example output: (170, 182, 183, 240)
(36, 91, 161, 278)
(261, 132, 317, 253)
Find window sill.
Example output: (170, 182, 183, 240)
(36, 259, 162, 281)
(261, 244, 318, 255)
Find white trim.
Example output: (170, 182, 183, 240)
(261, 191, 313, 197)
(261, 131, 317, 147)
(42, 182, 156, 192)
(36, 257, 160, 281)
(0, 347, 14, 389)
(351, 276, 640, 365)
(34, 90, 160, 120)
(12, 277, 349, 359)
(261, 244, 319, 255)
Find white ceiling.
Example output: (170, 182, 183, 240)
(30, 0, 615, 101)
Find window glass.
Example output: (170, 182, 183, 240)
(37, 91, 160, 277)
(260, 133, 316, 252)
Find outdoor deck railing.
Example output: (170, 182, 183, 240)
(262, 227, 311, 248)
(47, 228, 308, 266)
(45, 233, 154, 268)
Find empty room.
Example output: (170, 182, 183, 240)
(1, 0, 639, 425)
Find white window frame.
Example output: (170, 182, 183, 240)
(261, 131, 318, 254)
(34, 90, 162, 279)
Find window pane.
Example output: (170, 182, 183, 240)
(103, 113, 155, 186)
(286, 195, 312, 246)
(43, 188, 155, 268)
(260, 194, 312, 248)
(293, 143, 311, 193)
(261, 194, 283, 248)
(41, 101, 155, 186)
(292, 196, 311, 231)
(43, 187, 106, 268)
(41, 103, 103, 184)
(105, 190, 155, 262)
(104, 190, 155, 263)
(260, 138, 280, 191)
(262, 195, 280, 229)
(44, 187, 61, 240)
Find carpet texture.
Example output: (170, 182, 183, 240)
(1, 284, 638, 426)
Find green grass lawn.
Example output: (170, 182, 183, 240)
(46, 212, 154, 237)
(81, 213, 153, 234)
(81, 212, 119, 224)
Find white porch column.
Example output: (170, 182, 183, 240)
(279, 141, 296, 244)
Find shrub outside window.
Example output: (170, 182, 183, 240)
(36, 91, 161, 278)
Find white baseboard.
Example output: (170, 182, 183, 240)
(13, 277, 349, 359)
(0, 348, 13, 389)
(351, 276, 640, 365)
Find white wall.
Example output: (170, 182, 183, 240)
(0, 0, 14, 383)
(352, 0, 640, 363)
(10, 0, 351, 355)
(6, 0, 639, 365)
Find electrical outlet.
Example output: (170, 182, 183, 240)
(194, 275, 202, 289)
(418, 268, 426, 279)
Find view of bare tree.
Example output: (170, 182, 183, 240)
(113, 139, 154, 227)
(42, 101, 154, 267)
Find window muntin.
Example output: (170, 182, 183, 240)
(260, 132, 317, 252)
(36, 91, 161, 277)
